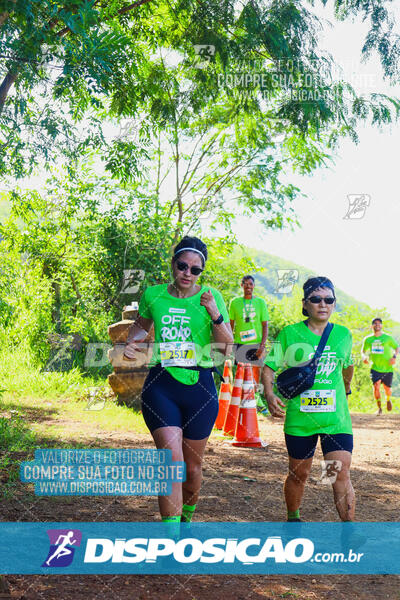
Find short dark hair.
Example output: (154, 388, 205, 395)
(172, 236, 207, 267)
(302, 276, 335, 317)
(372, 318, 382, 325)
(241, 275, 255, 284)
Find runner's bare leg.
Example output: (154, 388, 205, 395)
(182, 437, 209, 506)
(284, 456, 313, 512)
(151, 426, 183, 517)
(324, 450, 355, 521)
(373, 380, 382, 414)
(383, 383, 392, 411)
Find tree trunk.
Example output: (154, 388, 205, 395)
(51, 280, 61, 332)
(0, 12, 9, 27)
(0, 71, 18, 112)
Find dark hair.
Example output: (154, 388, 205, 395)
(241, 275, 255, 284)
(372, 318, 382, 324)
(172, 236, 208, 267)
(302, 276, 335, 317)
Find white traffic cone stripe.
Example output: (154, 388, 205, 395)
(230, 392, 241, 406)
(241, 397, 257, 408)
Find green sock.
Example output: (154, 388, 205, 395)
(287, 509, 300, 520)
(161, 515, 181, 539)
(181, 503, 197, 523)
(162, 516, 181, 523)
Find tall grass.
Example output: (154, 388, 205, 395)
(0, 333, 98, 400)
(0, 335, 147, 439)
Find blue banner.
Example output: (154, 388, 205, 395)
(20, 449, 185, 496)
(0, 522, 398, 574)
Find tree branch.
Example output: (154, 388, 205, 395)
(70, 271, 82, 315)
(0, 0, 155, 111)
(118, 0, 154, 16)
(179, 129, 209, 188)
(0, 2, 69, 111)
(0, 71, 18, 112)
(180, 133, 218, 196)
(0, 0, 16, 30)
(0, 12, 9, 28)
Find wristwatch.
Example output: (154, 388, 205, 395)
(212, 314, 224, 325)
(346, 389, 352, 396)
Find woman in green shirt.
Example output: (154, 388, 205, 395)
(124, 236, 233, 525)
(261, 277, 355, 522)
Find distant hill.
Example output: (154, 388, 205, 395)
(246, 247, 375, 313)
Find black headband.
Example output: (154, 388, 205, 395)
(303, 277, 335, 300)
(302, 277, 335, 316)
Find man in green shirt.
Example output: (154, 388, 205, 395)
(361, 318, 399, 415)
(229, 275, 269, 383)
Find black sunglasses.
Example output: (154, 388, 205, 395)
(176, 260, 203, 276)
(306, 296, 336, 305)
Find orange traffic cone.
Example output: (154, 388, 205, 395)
(227, 359, 233, 391)
(232, 363, 264, 447)
(215, 360, 233, 430)
(252, 365, 260, 385)
(223, 362, 244, 436)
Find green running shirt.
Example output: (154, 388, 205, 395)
(138, 283, 229, 385)
(361, 333, 398, 373)
(264, 321, 354, 436)
(229, 296, 269, 344)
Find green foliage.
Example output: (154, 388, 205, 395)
(1, 0, 400, 409)
(266, 287, 304, 340)
(0, 412, 37, 451)
(201, 239, 257, 303)
(0, 236, 54, 359)
(1, 0, 399, 185)
(0, 195, 11, 222)
(0, 388, 37, 499)
(328, 0, 400, 82)
(0, 416, 36, 498)
(0, 169, 259, 367)
(0, 168, 175, 364)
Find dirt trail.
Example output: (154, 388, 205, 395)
(2, 413, 400, 599)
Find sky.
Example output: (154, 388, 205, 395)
(231, 3, 400, 320)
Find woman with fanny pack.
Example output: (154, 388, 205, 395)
(261, 277, 355, 522)
(124, 236, 233, 524)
